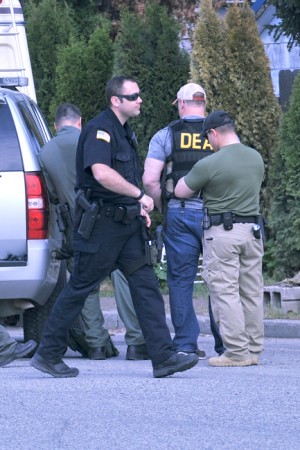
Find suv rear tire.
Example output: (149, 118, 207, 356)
(23, 261, 67, 348)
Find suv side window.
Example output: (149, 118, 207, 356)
(30, 101, 52, 144)
(0, 103, 23, 170)
(17, 101, 50, 153)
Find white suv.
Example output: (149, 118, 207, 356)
(0, 86, 66, 342)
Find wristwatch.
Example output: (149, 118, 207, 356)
(135, 189, 145, 200)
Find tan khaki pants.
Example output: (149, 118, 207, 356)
(201, 223, 264, 360)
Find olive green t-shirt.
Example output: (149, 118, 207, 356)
(184, 143, 264, 215)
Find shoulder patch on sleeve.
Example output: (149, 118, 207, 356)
(96, 130, 111, 143)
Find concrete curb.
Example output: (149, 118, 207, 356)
(104, 311, 300, 339)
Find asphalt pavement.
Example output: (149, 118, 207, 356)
(1, 330, 299, 450)
(1, 298, 299, 450)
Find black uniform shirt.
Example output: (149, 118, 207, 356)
(76, 108, 142, 205)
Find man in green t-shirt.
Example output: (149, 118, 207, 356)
(175, 110, 265, 367)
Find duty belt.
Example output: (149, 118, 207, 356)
(99, 204, 122, 217)
(209, 214, 258, 226)
(98, 203, 141, 224)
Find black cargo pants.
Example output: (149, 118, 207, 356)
(37, 215, 174, 367)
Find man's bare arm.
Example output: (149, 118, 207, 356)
(143, 158, 165, 212)
(174, 177, 196, 199)
(92, 163, 154, 213)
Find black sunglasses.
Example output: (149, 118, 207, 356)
(115, 92, 141, 101)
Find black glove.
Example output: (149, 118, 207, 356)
(54, 244, 74, 260)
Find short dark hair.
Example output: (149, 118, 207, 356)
(105, 76, 138, 106)
(54, 103, 81, 127)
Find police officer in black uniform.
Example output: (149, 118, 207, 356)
(30, 76, 199, 378)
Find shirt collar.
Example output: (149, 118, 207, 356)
(106, 108, 133, 140)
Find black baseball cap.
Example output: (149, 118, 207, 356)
(201, 110, 235, 138)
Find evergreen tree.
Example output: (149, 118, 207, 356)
(224, 4, 280, 157)
(190, 0, 225, 111)
(64, 0, 102, 39)
(113, 7, 146, 80)
(25, 0, 76, 122)
(192, 2, 281, 217)
(269, 0, 300, 50)
(266, 73, 300, 279)
(114, 1, 189, 160)
(224, 3, 281, 216)
(50, 19, 114, 123)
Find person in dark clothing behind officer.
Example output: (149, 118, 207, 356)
(175, 110, 265, 367)
(30, 75, 199, 378)
(143, 82, 225, 357)
(39, 103, 148, 361)
(0, 325, 36, 367)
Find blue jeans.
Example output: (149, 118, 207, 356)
(164, 207, 203, 352)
